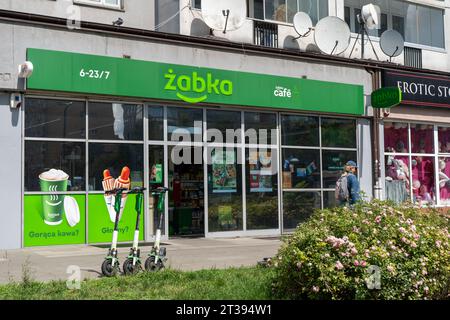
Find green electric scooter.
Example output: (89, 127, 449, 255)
(122, 187, 146, 275)
(145, 186, 168, 272)
(101, 188, 127, 277)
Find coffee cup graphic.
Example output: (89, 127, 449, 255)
(39, 169, 69, 225)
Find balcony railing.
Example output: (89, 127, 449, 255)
(253, 20, 278, 48)
(404, 46, 422, 69)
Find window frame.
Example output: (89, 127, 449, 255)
(280, 113, 358, 231)
(344, 1, 446, 51)
(74, 0, 122, 10)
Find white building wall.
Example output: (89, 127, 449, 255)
(178, 0, 450, 73)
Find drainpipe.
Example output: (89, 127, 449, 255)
(367, 67, 382, 200)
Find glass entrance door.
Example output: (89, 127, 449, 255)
(168, 146, 204, 237)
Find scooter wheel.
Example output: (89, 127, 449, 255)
(144, 256, 164, 272)
(101, 259, 119, 277)
(123, 258, 140, 276)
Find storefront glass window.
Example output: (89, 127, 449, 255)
(207, 147, 243, 232)
(282, 149, 320, 189)
(246, 148, 279, 230)
(438, 157, 450, 206)
(88, 103, 143, 141)
(384, 122, 445, 206)
(149, 145, 165, 234)
(168, 146, 204, 236)
(321, 118, 356, 148)
(410, 123, 434, 154)
(438, 127, 450, 153)
(244, 112, 277, 145)
(384, 122, 409, 153)
(385, 155, 410, 204)
(207, 110, 241, 144)
(323, 191, 338, 208)
(88, 143, 144, 191)
(148, 106, 164, 141)
(281, 115, 319, 146)
(411, 156, 435, 205)
(167, 107, 203, 142)
(25, 98, 85, 139)
(322, 150, 357, 189)
(282, 192, 321, 229)
(25, 141, 85, 192)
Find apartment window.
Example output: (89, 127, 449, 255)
(249, 0, 328, 24)
(75, 0, 122, 9)
(192, 0, 201, 9)
(344, 0, 445, 48)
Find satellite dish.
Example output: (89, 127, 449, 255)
(201, 0, 246, 34)
(314, 16, 351, 55)
(293, 12, 313, 37)
(361, 4, 380, 30)
(380, 29, 404, 60)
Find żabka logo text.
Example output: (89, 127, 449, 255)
(164, 69, 233, 104)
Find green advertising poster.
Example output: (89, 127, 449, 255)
(88, 194, 144, 243)
(212, 150, 237, 193)
(24, 194, 86, 247)
(27, 48, 364, 115)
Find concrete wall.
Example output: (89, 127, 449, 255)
(0, 94, 22, 250)
(0, 20, 374, 97)
(0, 0, 155, 30)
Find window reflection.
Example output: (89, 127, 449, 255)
(25, 99, 85, 139)
(439, 157, 450, 206)
(411, 156, 435, 206)
(344, 0, 445, 48)
(411, 124, 434, 154)
(384, 122, 409, 153)
(246, 148, 278, 230)
(88, 103, 143, 141)
(89, 143, 143, 191)
(283, 192, 321, 229)
(25, 141, 85, 192)
(385, 155, 410, 204)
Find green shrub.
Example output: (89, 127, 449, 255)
(271, 200, 449, 300)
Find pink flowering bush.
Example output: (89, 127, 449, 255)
(271, 200, 449, 300)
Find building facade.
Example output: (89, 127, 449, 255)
(0, 0, 448, 249)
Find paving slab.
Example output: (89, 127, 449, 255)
(0, 237, 282, 284)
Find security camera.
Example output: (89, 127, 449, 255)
(112, 18, 123, 26)
(10, 93, 23, 109)
(18, 61, 34, 78)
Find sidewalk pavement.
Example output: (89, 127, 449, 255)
(0, 237, 281, 284)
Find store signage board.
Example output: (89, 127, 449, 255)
(27, 48, 364, 115)
(382, 71, 450, 108)
(371, 87, 402, 109)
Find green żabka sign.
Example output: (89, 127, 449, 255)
(27, 48, 364, 115)
(371, 87, 402, 109)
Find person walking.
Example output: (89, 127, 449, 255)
(335, 160, 360, 206)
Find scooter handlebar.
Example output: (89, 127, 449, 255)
(104, 187, 128, 195)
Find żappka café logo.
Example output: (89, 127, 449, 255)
(164, 68, 233, 104)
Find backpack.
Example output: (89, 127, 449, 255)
(335, 174, 349, 202)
